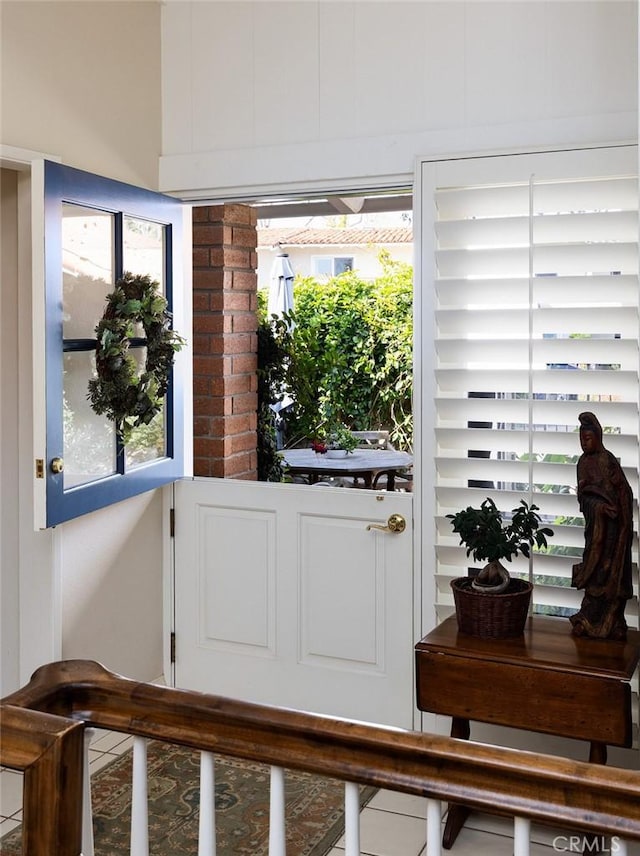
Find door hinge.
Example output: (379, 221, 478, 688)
(170, 507, 175, 537)
(170, 632, 176, 663)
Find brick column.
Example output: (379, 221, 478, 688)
(192, 204, 258, 479)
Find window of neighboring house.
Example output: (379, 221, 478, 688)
(420, 145, 639, 626)
(311, 255, 354, 277)
(39, 161, 187, 527)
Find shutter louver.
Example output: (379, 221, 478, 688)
(427, 149, 639, 638)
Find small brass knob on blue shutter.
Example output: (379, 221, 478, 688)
(50, 457, 64, 474)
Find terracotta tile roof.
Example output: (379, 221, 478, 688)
(258, 226, 413, 249)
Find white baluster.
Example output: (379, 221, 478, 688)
(268, 765, 286, 856)
(343, 781, 361, 856)
(198, 751, 216, 856)
(81, 727, 95, 856)
(513, 816, 531, 856)
(426, 798, 442, 856)
(130, 736, 149, 856)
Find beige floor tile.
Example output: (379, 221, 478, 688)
(89, 729, 133, 754)
(88, 749, 123, 774)
(327, 847, 395, 856)
(336, 806, 426, 856)
(368, 788, 430, 819)
(89, 727, 112, 745)
(327, 850, 379, 856)
(0, 815, 21, 836)
(0, 770, 23, 818)
(419, 823, 555, 856)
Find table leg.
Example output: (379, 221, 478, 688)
(588, 741, 607, 765)
(442, 718, 471, 850)
(451, 717, 470, 741)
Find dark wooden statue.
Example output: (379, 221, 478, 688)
(570, 412, 633, 640)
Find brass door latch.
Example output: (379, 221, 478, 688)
(366, 513, 406, 534)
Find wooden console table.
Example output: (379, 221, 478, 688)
(415, 614, 640, 848)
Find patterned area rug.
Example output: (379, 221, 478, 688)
(1, 739, 376, 855)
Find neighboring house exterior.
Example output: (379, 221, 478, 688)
(257, 226, 413, 288)
(1, 0, 637, 773)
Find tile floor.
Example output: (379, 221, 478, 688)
(1, 729, 637, 856)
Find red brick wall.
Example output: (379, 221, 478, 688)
(192, 205, 258, 479)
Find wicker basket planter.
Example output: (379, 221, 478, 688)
(451, 577, 533, 639)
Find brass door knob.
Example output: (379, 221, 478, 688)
(366, 513, 406, 533)
(50, 457, 64, 474)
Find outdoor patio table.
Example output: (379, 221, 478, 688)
(280, 448, 413, 490)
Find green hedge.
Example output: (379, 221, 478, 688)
(258, 251, 413, 471)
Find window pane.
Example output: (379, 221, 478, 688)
(311, 257, 332, 277)
(62, 204, 114, 339)
(124, 346, 167, 466)
(123, 216, 165, 286)
(63, 351, 116, 487)
(126, 408, 166, 467)
(335, 257, 354, 274)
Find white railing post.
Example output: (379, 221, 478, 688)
(268, 765, 286, 856)
(81, 727, 95, 856)
(343, 781, 361, 856)
(130, 736, 149, 856)
(426, 798, 442, 856)
(198, 751, 216, 856)
(513, 816, 531, 856)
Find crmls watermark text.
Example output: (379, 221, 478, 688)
(552, 836, 622, 853)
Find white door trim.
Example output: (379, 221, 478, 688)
(4, 146, 63, 687)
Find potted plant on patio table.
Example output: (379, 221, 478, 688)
(447, 497, 554, 638)
(324, 423, 359, 458)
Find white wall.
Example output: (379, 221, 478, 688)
(160, 1, 638, 198)
(60, 491, 164, 681)
(0, 1, 166, 688)
(0, 1, 162, 190)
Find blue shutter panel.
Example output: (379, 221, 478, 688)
(44, 161, 186, 526)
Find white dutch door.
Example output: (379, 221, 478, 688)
(173, 478, 414, 728)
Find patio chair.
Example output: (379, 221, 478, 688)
(351, 430, 395, 451)
(372, 468, 413, 492)
(348, 430, 412, 491)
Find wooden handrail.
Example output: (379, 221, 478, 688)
(4, 658, 640, 843)
(0, 704, 84, 856)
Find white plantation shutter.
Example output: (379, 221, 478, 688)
(419, 146, 639, 627)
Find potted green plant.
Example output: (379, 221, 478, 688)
(324, 423, 359, 458)
(446, 498, 554, 638)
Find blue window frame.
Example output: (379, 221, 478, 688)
(44, 161, 186, 526)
